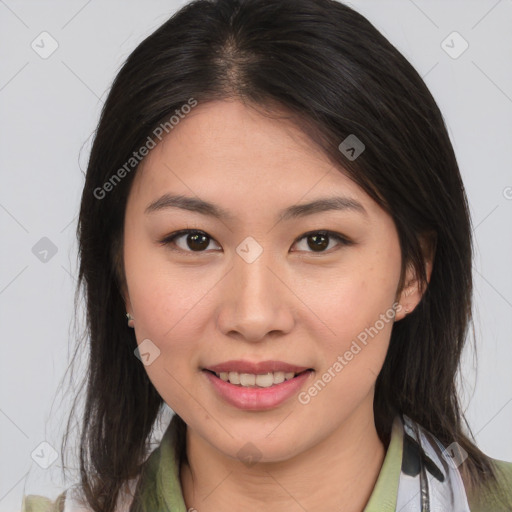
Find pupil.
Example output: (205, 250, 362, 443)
(308, 233, 328, 251)
(188, 233, 209, 251)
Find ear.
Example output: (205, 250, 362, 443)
(394, 232, 436, 321)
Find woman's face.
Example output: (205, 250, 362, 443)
(123, 99, 413, 463)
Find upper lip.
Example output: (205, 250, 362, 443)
(203, 360, 313, 374)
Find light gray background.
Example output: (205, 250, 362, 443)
(1, 0, 511, 510)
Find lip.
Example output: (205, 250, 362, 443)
(202, 369, 314, 410)
(203, 360, 312, 374)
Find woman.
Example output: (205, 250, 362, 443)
(22, 0, 512, 510)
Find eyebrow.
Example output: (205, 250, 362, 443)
(145, 193, 367, 221)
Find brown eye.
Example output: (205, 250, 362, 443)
(160, 230, 220, 252)
(306, 233, 329, 251)
(160, 229, 352, 255)
(184, 232, 210, 251)
(292, 231, 352, 253)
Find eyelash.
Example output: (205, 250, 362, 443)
(158, 229, 353, 255)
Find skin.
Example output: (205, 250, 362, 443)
(122, 99, 432, 512)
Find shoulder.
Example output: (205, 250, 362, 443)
(22, 489, 92, 512)
(22, 478, 138, 512)
(21, 492, 67, 512)
(466, 457, 512, 511)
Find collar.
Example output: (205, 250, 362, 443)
(129, 414, 470, 511)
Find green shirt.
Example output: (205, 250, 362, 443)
(22, 416, 512, 511)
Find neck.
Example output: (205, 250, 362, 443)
(180, 403, 386, 512)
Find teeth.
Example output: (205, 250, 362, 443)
(228, 371, 240, 385)
(217, 371, 298, 387)
(239, 373, 255, 386)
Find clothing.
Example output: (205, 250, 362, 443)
(22, 414, 512, 511)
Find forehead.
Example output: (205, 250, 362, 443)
(129, 100, 378, 219)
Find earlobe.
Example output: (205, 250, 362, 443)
(125, 295, 135, 328)
(395, 276, 419, 321)
(122, 289, 135, 328)
(395, 232, 436, 321)
(126, 312, 135, 328)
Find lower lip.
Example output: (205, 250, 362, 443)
(202, 370, 314, 411)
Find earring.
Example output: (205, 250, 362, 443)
(126, 313, 135, 328)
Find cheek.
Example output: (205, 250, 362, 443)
(124, 230, 204, 331)
(128, 272, 212, 367)
(296, 246, 401, 351)
(123, 236, 204, 368)
(298, 281, 397, 416)
(124, 252, 209, 410)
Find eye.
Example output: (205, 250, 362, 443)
(159, 229, 352, 255)
(291, 230, 353, 253)
(159, 229, 220, 253)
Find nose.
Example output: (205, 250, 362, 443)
(215, 247, 295, 342)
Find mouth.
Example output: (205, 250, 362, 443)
(202, 368, 313, 388)
(201, 367, 315, 410)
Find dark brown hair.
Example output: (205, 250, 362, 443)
(61, 0, 497, 510)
